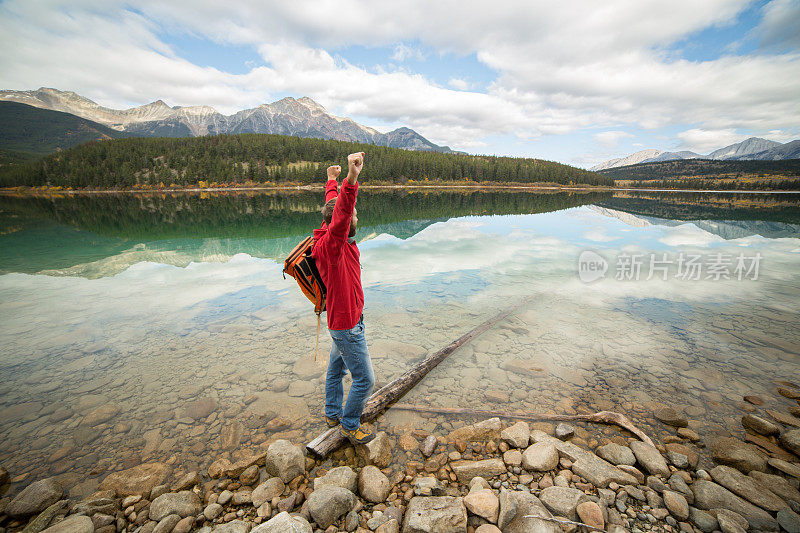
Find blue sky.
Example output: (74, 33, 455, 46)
(1, 0, 798, 167)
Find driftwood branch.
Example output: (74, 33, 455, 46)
(306, 296, 536, 457)
(389, 403, 655, 447)
(523, 515, 605, 532)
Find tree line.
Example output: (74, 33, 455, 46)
(0, 133, 612, 188)
(599, 158, 800, 191)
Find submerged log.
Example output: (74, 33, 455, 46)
(306, 296, 535, 457)
(389, 403, 655, 447)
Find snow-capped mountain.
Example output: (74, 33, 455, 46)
(590, 149, 663, 171)
(642, 150, 701, 163)
(591, 136, 799, 170)
(0, 87, 453, 152)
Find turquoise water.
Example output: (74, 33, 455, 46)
(0, 189, 798, 496)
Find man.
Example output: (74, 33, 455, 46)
(312, 151, 376, 444)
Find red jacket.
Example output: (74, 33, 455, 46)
(312, 179, 364, 330)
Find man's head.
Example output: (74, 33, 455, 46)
(322, 198, 357, 237)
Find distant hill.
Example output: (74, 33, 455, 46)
(0, 101, 124, 163)
(0, 133, 611, 189)
(597, 157, 800, 180)
(591, 136, 799, 170)
(0, 87, 454, 153)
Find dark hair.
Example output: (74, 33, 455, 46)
(322, 198, 336, 224)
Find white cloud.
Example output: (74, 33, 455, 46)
(757, 0, 800, 49)
(594, 130, 634, 148)
(676, 128, 749, 153)
(1, 0, 799, 155)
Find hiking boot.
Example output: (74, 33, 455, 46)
(340, 424, 375, 444)
(325, 416, 340, 428)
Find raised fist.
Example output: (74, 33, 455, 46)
(347, 152, 365, 176)
(326, 165, 341, 180)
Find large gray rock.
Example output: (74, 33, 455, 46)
(20, 499, 70, 533)
(402, 496, 467, 533)
(149, 491, 202, 521)
(521, 442, 558, 472)
(595, 443, 636, 466)
(781, 429, 800, 456)
(501, 422, 530, 449)
(152, 515, 181, 533)
(629, 441, 670, 477)
(538, 486, 589, 520)
(710, 465, 786, 511)
(211, 520, 252, 533)
(689, 507, 718, 533)
(709, 437, 767, 473)
(529, 431, 636, 487)
(359, 465, 391, 503)
(691, 480, 778, 531)
(749, 471, 800, 503)
(265, 440, 305, 483)
(450, 459, 506, 483)
(777, 508, 800, 533)
(313, 466, 357, 493)
(741, 414, 780, 436)
(6, 478, 63, 517)
(251, 477, 284, 507)
(251, 511, 311, 533)
(306, 486, 356, 529)
(40, 515, 93, 533)
(497, 488, 518, 531)
(500, 491, 560, 533)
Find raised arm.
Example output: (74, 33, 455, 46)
(325, 165, 340, 203)
(345, 152, 364, 185)
(326, 153, 365, 254)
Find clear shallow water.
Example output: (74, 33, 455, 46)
(0, 189, 799, 497)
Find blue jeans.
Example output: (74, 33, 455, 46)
(325, 315, 375, 431)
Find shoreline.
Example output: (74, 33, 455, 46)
(1, 391, 798, 533)
(2, 184, 800, 196)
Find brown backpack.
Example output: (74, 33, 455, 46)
(283, 236, 327, 359)
(283, 235, 327, 314)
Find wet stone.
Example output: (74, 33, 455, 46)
(6, 478, 63, 517)
(149, 491, 202, 521)
(596, 443, 636, 466)
(741, 414, 780, 436)
(654, 407, 688, 428)
(709, 437, 767, 473)
(420, 435, 438, 457)
(40, 515, 94, 533)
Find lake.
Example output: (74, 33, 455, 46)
(0, 188, 799, 498)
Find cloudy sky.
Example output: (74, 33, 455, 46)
(1, 0, 799, 167)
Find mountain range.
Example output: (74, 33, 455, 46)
(592, 137, 800, 170)
(0, 87, 453, 154)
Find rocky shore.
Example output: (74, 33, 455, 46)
(1, 386, 799, 533)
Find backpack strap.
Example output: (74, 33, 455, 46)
(314, 311, 321, 361)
